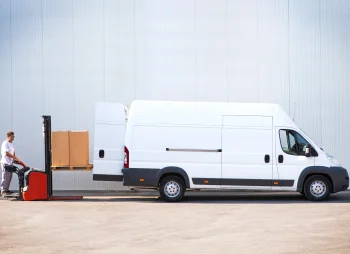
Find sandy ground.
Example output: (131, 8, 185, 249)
(1, 190, 350, 254)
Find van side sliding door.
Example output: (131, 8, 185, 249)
(221, 115, 273, 190)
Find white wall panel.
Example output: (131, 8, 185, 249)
(196, 0, 227, 102)
(0, 1, 15, 190)
(11, 0, 44, 170)
(227, 0, 258, 102)
(289, 0, 322, 145)
(319, 0, 350, 167)
(257, 0, 289, 111)
(165, 0, 196, 101)
(0, 0, 350, 190)
(0, 0, 12, 133)
(134, 0, 167, 100)
(104, 0, 135, 105)
(42, 0, 74, 130)
(72, 0, 105, 172)
(73, 0, 105, 129)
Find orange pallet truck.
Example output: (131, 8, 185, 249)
(3, 116, 83, 201)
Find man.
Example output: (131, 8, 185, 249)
(1, 131, 20, 196)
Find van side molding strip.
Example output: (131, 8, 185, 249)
(166, 148, 222, 152)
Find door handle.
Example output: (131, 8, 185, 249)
(264, 154, 270, 163)
(278, 155, 283, 163)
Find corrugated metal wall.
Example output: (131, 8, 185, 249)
(0, 0, 349, 190)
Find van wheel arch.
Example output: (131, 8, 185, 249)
(297, 167, 334, 193)
(157, 166, 190, 188)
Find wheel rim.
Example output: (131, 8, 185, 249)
(310, 180, 326, 197)
(164, 181, 180, 198)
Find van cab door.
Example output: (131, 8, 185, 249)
(275, 127, 315, 190)
(92, 102, 126, 182)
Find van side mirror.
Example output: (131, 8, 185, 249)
(305, 144, 318, 157)
(305, 144, 311, 157)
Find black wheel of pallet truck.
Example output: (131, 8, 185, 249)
(159, 175, 185, 202)
(303, 175, 331, 201)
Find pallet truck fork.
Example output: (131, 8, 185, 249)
(2, 116, 83, 201)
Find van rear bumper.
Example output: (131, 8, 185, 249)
(122, 168, 160, 187)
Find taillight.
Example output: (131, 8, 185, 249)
(124, 146, 129, 168)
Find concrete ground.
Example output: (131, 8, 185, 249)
(1, 190, 350, 254)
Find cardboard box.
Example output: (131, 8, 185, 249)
(69, 131, 89, 166)
(52, 131, 70, 166)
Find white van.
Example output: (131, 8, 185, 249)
(93, 100, 349, 202)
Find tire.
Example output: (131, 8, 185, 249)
(303, 175, 331, 201)
(159, 176, 185, 202)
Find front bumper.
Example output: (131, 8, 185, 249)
(331, 167, 349, 193)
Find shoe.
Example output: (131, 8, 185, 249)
(1, 191, 11, 197)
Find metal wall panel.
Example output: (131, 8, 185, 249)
(10, 0, 44, 192)
(318, 0, 350, 168)
(0, 1, 12, 135)
(104, 0, 135, 105)
(227, 0, 259, 102)
(42, 0, 75, 130)
(0, 0, 349, 191)
(135, 0, 168, 100)
(289, 0, 323, 147)
(257, 0, 289, 110)
(165, 0, 197, 101)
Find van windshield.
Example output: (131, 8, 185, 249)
(298, 128, 321, 149)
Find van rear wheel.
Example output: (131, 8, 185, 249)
(303, 175, 331, 201)
(159, 176, 185, 202)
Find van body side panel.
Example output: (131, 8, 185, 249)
(128, 124, 222, 189)
(221, 116, 273, 190)
(93, 102, 126, 181)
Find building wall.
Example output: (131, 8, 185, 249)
(0, 0, 349, 190)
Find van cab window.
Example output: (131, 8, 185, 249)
(279, 129, 310, 156)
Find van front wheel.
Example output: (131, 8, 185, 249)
(159, 176, 185, 202)
(303, 175, 331, 201)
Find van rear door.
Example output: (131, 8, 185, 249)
(93, 102, 126, 181)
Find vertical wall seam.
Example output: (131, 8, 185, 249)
(256, 0, 259, 102)
(164, 2, 167, 101)
(103, 0, 106, 101)
(41, 0, 44, 114)
(287, 0, 290, 116)
(72, 0, 75, 129)
(194, 0, 198, 101)
(10, 0, 13, 128)
(318, 0, 322, 146)
(225, 0, 228, 102)
(133, 0, 137, 100)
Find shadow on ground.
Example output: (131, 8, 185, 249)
(2, 191, 349, 204)
(64, 191, 350, 204)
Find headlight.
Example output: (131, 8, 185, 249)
(326, 154, 340, 165)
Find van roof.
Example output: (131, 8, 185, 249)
(129, 100, 297, 128)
